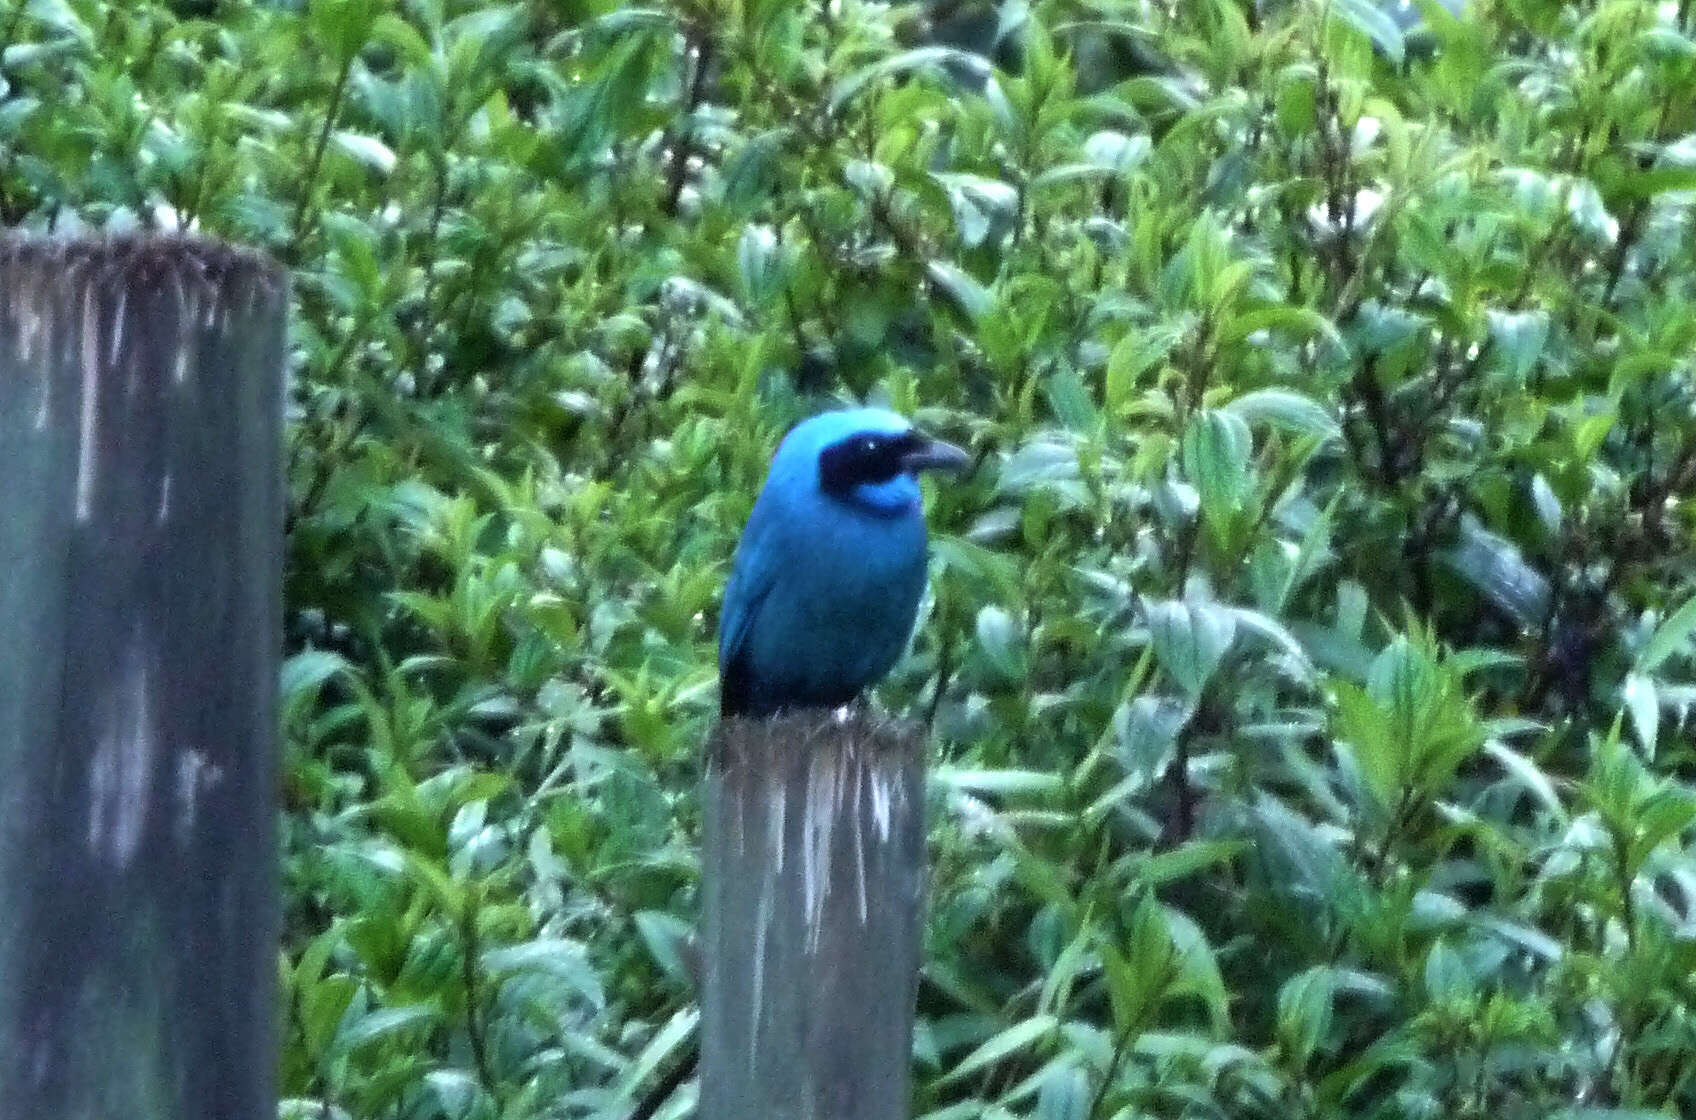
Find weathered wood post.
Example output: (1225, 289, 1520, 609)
(0, 237, 286, 1118)
(701, 712, 927, 1119)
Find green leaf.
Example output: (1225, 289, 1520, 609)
(633, 911, 695, 987)
(334, 1005, 439, 1056)
(399, 850, 462, 913)
(309, 0, 382, 63)
(1616, 166, 1696, 199)
(1276, 967, 1335, 1064)
(1328, 0, 1405, 65)
(1622, 673, 1658, 756)
(1139, 840, 1246, 885)
(1422, 938, 1469, 1002)
(1223, 388, 1341, 440)
(1218, 304, 1344, 350)
(1443, 519, 1550, 628)
(1181, 409, 1254, 537)
(1340, 634, 1484, 807)
(940, 1015, 1059, 1083)
(1044, 366, 1098, 432)
(1081, 129, 1151, 174)
(1229, 606, 1314, 675)
(926, 260, 994, 322)
(1483, 740, 1565, 820)
(282, 650, 350, 709)
(1630, 793, 1696, 871)
(1531, 474, 1562, 537)
(369, 13, 432, 64)
(1105, 326, 1180, 411)
(934, 172, 1017, 248)
(719, 128, 788, 214)
(1109, 897, 1178, 1022)
(612, 1008, 698, 1101)
(1636, 594, 1696, 673)
(936, 768, 1064, 798)
(736, 223, 785, 307)
(1145, 598, 1237, 698)
(301, 974, 359, 1057)
(552, 30, 658, 173)
(330, 130, 397, 175)
(1109, 696, 1191, 791)
(1485, 308, 1549, 386)
(828, 47, 991, 112)
(933, 535, 1026, 603)
(1035, 1066, 1091, 1120)
(1565, 177, 1616, 243)
(1333, 680, 1399, 809)
(975, 604, 1027, 682)
(1163, 905, 1230, 1032)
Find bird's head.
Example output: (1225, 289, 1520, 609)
(772, 407, 969, 518)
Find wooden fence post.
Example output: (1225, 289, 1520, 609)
(701, 711, 927, 1119)
(0, 237, 286, 1118)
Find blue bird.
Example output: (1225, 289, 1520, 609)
(719, 407, 969, 718)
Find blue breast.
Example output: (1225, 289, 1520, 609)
(737, 505, 926, 714)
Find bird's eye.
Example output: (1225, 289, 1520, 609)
(818, 430, 910, 495)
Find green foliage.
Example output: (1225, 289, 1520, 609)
(9, 0, 1696, 1115)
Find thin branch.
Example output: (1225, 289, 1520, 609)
(290, 53, 357, 254)
(663, 33, 715, 217)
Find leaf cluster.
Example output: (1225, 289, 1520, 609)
(8, 0, 1696, 1116)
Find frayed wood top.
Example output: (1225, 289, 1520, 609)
(708, 709, 921, 774)
(0, 234, 284, 306)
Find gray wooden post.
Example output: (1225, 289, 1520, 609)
(701, 712, 927, 1119)
(0, 237, 286, 1118)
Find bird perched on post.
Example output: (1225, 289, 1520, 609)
(718, 407, 969, 719)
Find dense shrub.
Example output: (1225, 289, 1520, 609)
(7, 0, 1696, 1116)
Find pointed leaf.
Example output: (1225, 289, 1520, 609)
(1181, 409, 1254, 533)
(1637, 594, 1696, 673)
(1224, 387, 1341, 440)
(1145, 599, 1237, 698)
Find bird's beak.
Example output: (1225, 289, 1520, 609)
(900, 433, 971, 475)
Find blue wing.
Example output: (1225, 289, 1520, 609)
(718, 502, 781, 716)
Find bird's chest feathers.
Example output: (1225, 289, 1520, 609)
(785, 504, 926, 620)
(816, 504, 922, 569)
